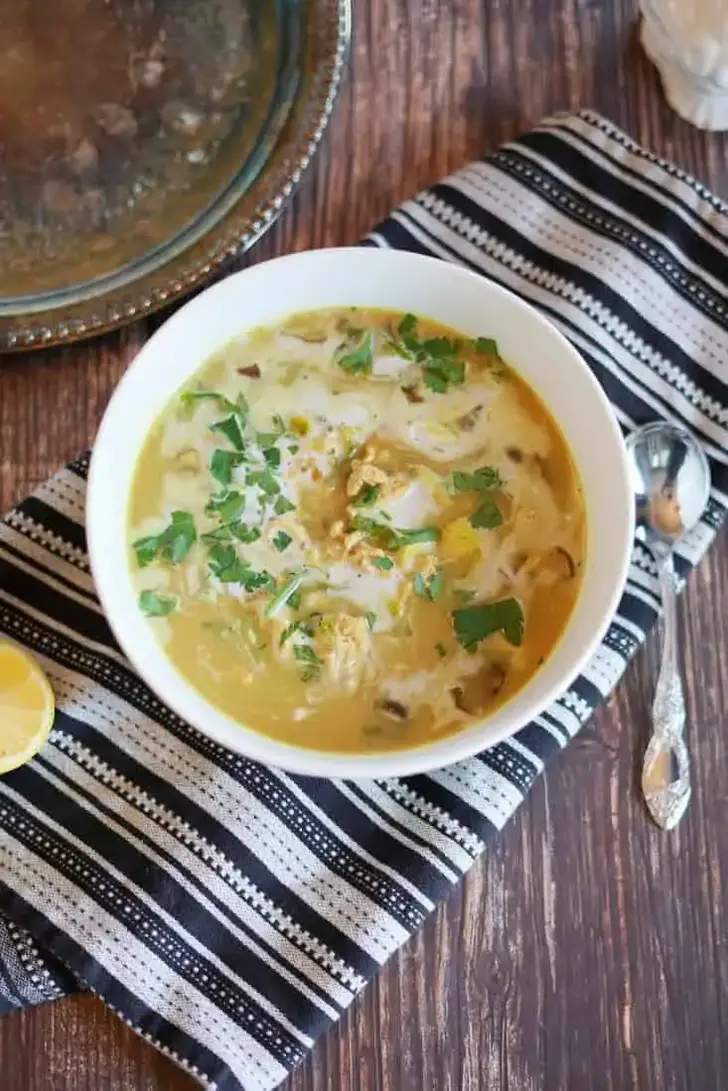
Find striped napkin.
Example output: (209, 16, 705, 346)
(1, 110, 727, 1090)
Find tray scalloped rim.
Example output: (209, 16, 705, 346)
(1, 0, 351, 353)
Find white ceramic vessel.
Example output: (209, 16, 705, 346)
(87, 247, 634, 780)
(641, 0, 728, 130)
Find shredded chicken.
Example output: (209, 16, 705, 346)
(346, 455, 410, 504)
(346, 460, 390, 498)
(325, 520, 387, 571)
(315, 614, 373, 694)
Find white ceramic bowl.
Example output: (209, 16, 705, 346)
(88, 247, 633, 779)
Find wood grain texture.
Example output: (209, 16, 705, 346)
(1, 1, 727, 1089)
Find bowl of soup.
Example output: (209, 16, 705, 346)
(87, 247, 633, 778)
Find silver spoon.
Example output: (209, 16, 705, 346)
(625, 421, 711, 830)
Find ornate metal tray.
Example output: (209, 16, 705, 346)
(0, 0, 349, 351)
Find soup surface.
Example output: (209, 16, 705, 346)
(128, 308, 586, 753)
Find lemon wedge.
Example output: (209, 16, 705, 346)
(0, 639, 55, 775)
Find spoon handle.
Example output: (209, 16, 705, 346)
(642, 553, 691, 829)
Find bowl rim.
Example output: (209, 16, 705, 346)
(87, 246, 634, 780)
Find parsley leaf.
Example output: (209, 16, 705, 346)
(180, 389, 242, 415)
(470, 497, 503, 530)
(256, 431, 279, 448)
(273, 530, 293, 553)
(210, 415, 245, 452)
(205, 491, 246, 524)
(274, 495, 296, 515)
(230, 522, 261, 544)
(474, 336, 502, 359)
(452, 598, 524, 651)
(263, 446, 281, 469)
(280, 619, 315, 647)
(337, 331, 374, 375)
(394, 314, 465, 394)
(132, 511, 196, 568)
(398, 313, 419, 351)
(393, 526, 441, 547)
(365, 611, 377, 631)
(207, 543, 274, 590)
(354, 484, 381, 507)
(351, 515, 440, 551)
(210, 449, 246, 486)
(373, 556, 394, 571)
(414, 569, 444, 602)
(452, 466, 501, 492)
(138, 590, 178, 617)
(294, 643, 323, 681)
(265, 572, 305, 619)
(247, 467, 280, 496)
(422, 356, 465, 394)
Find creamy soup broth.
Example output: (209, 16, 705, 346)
(128, 307, 586, 752)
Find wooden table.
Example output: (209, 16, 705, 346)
(2, 2, 727, 1089)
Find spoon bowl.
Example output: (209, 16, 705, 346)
(627, 420, 712, 557)
(625, 420, 711, 830)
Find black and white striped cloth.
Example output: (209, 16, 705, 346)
(1, 110, 726, 1090)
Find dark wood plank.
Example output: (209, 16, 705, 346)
(1, 1, 727, 1089)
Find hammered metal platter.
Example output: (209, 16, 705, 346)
(0, 0, 350, 351)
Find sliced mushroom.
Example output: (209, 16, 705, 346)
(457, 404, 483, 432)
(506, 446, 524, 464)
(402, 384, 424, 404)
(175, 448, 201, 474)
(237, 364, 261, 378)
(451, 662, 507, 715)
(540, 545, 576, 582)
(377, 698, 409, 722)
(282, 318, 329, 343)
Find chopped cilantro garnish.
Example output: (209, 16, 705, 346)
(180, 389, 247, 418)
(247, 467, 280, 496)
(373, 556, 394, 571)
(272, 413, 286, 434)
(205, 491, 246, 524)
(351, 516, 440, 551)
(230, 522, 261, 544)
(274, 495, 296, 515)
(294, 643, 323, 681)
(138, 590, 178, 617)
(265, 572, 305, 618)
(422, 356, 465, 394)
(280, 619, 314, 647)
(263, 446, 281, 469)
(210, 449, 246, 486)
(474, 336, 502, 359)
(132, 511, 196, 568)
(287, 590, 302, 610)
(273, 530, 293, 553)
(210, 415, 245, 452)
(288, 444, 300, 455)
(452, 598, 524, 651)
(452, 465, 503, 529)
(364, 611, 377, 631)
(394, 314, 465, 394)
(470, 497, 503, 530)
(435, 642, 447, 658)
(414, 569, 444, 602)
(452, 466, 502, 492)
(393, 525, 441, 548)
(207, 543, 274, 590)
(201, 525, 233, 544)
(354, 484, 380, 507)
(256, 432, 279, 448)
(337, 330, 374, 375)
